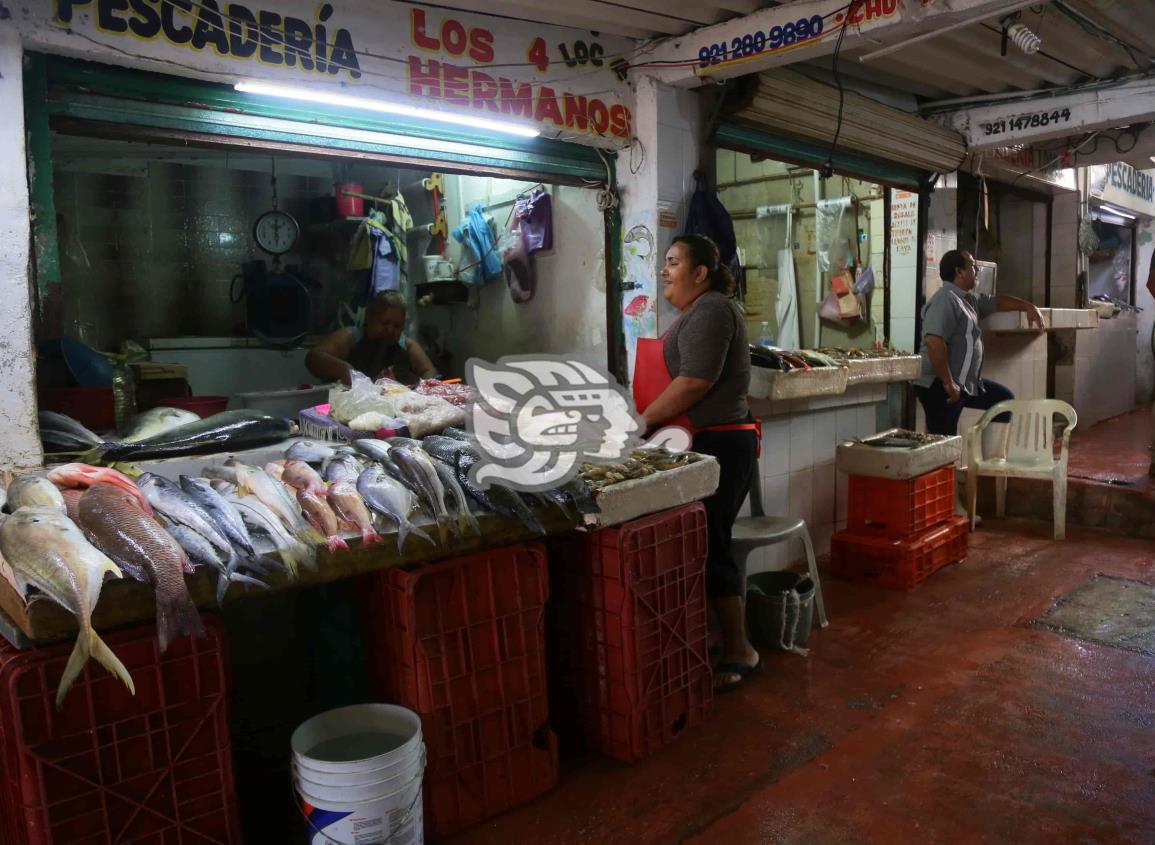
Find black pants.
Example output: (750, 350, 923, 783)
(915, 378, 1014, 436)
(692, 427, 758, 600)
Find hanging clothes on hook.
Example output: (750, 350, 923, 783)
(515, 186, 553, 252)
(684, 173, 743, 300)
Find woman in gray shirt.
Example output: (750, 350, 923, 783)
(635, 235, 761, 693)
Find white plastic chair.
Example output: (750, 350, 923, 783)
(731, 476, 829, 627)
(965, 399, 1077, 540)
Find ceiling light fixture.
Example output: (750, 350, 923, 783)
(1099, 203, 1136, 219)
(234, 81, 541, 138)
(858, 0, 1039, 63)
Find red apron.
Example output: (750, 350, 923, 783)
(633, 336, 762, 457)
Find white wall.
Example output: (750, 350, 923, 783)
(0, 31, 45, 470)
(924, 177, 958, 303)
(440, 177, 608, 373)
(654, 85, 703, 334)
(1136, 219, 1155, 406)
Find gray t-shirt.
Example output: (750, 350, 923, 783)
(915, 282, 998, 393)
(663, 291, 751, 428)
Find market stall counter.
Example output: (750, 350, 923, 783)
(0, 436, 719, 647)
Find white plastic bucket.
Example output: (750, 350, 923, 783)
(291, 704, 425, 845)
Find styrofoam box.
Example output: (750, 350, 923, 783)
(584, 455, 720, 528)
(835, 429, 962, 479)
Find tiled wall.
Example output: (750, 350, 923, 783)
(744, 385, 889, 570)
(717, 148, 885, 350)
(54, 157, 344, 351)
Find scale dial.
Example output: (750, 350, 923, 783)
(253, 210, 300, 256)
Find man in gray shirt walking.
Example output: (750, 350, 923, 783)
(915, 249, 1044, 436)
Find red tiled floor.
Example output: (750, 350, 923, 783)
(452, 521, 1155, 844)
(1067, 407, 1153, 492)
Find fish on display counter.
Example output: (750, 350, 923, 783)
(98, 410, 295, 462)
(327, 481, 385, 547)
(228, 460, 321, 546)
(76, 483, 205, 651)
(357, 466, 432, 551)
(283, 460, 328, 495)
(47, 464, 154, 514)
(39, 411, 105, 454)
(297, 488, 348, 553)
(286, 439, 336, 465)
(117, 407, 201, 444)
(0, 506, 134, 707)
(220, 490, 316, 579)
(6, 475, 67, 512)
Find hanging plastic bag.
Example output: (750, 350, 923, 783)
(499, 223, 535, 303)
(515, 187, 553, 253)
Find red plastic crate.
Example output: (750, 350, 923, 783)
(847, 466, 956, 537)
(576, 503, 713, 764)
(0, 616, 240, 845)
(831, 515, 970, 589)
(359, 543, 557, 839)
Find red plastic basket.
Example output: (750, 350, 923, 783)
(359, 543, 556, 838)
(847, 466, 956, 537)
(0, 616, 240, 845)
(572, 503, 713, 764)
(831, 515, 970, 590)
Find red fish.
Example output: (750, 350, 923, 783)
(47, 464, 154, 516)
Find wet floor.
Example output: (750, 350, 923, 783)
(451, 520, 1155, 844)
(1066, 407, 1153, 491)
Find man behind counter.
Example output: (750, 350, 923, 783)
(306, 291, 438, 387)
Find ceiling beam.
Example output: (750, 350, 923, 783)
(936, 76, 1155, 151)
(635, 0, 1045, 86)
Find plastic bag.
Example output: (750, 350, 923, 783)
(500, 224, 535, 303)
(328, 371, 399, 424)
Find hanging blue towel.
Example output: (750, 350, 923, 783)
(451, 202, 503, 285)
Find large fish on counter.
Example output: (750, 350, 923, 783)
(0, 506, 134, 707)
(39, 411, 104, 454)
(97, 410, 295, 462)
(357, 466, 432, 551)
(77, 483, 205, 651)
(117, 407, 201, 443)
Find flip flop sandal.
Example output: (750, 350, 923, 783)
(712, 657, 763, 694)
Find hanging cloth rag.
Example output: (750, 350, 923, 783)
(757, 204, 800, 350)
(684, 174, 744, 300)
(389, 193, 414, 283)
(515, 187, 553, 252)
(369, 227, 400, 295)
(451, 202, 503, 285)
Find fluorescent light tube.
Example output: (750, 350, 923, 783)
(1099, 204, 1137, 219)
(235, 81, 540, 138)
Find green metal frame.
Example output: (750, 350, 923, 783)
(44, 57, 607, 183)
(30, 54, 626, 370)
(24, 54, 60, 303)
(715, 122, 927, 191)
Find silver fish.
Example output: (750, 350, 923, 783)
(39, 411, 103, 446)
(0, 507, 134, 707)
(180, 476, 258, 602)
(222, 490, 316, 578)
(118, 407, 200, 444)
(228, 460, 319, 544)
(351, 438, 392, 463)
(159, 516, 269, 591)
(7, 475, 66, 512)
(322, 453, 365, 485)
(286, 439, 336, 465)
(431, 459, 481, 537)
(388, 446, 451, 542)
(357, 466, 432, 552)
(136, 474, 234, 562)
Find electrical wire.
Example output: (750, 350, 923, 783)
(823, 0, 861, 179)
(1052, 0, 1154, 71)
(977, 22, 1094, 79)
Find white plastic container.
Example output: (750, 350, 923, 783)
(291, 704, 425, 845)
(232, 386, 330, 418)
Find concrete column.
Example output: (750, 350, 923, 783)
(1049, 192, 1080, 307)
(0, 31, 44, 470)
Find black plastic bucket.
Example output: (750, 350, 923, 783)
(746, 571, 815, 651)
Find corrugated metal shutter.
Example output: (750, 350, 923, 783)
(724, 68, 967, 175)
